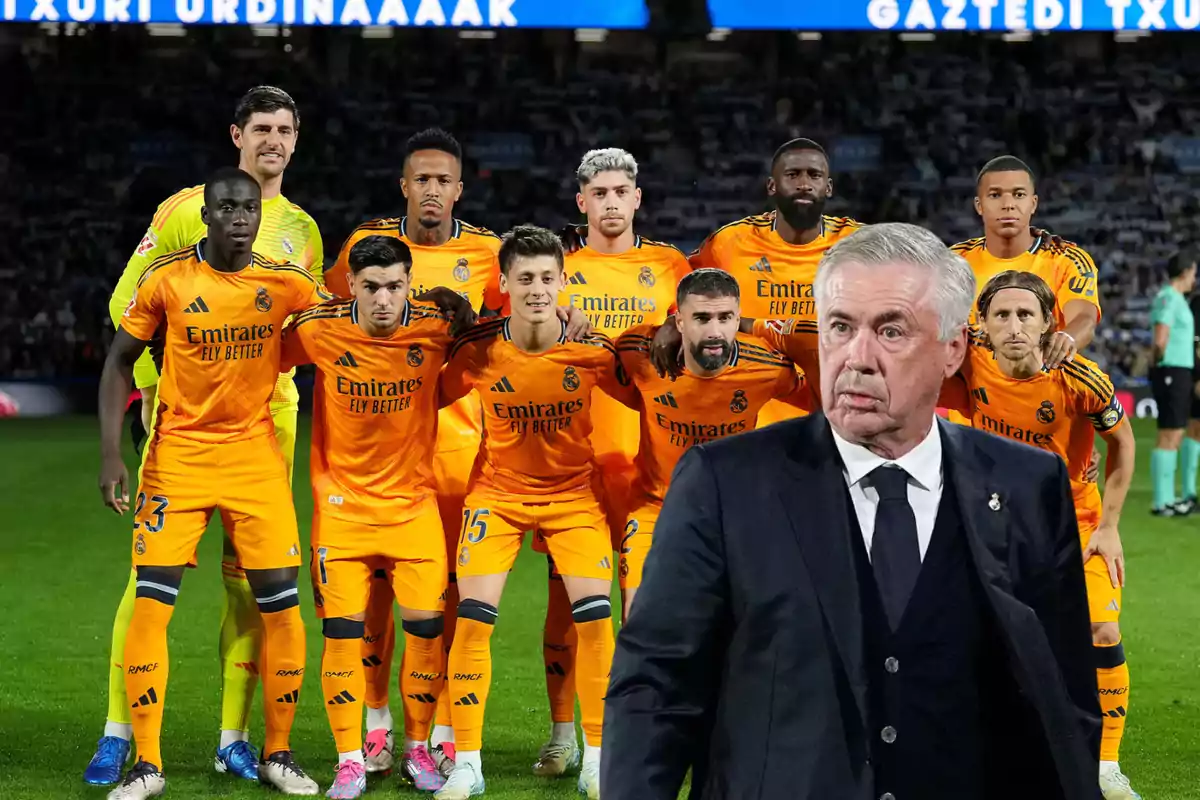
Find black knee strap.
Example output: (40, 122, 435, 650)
(323, 617, 365, 639)
(572, 594, 612, 623)
(254, 579, 300, 614)
(458, 598, 498, 626)
(402, 616, 445, 639)
(134, 568, 182, 606)
(1094, 642, 1126, 669)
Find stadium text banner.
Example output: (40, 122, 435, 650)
(2, 0, 648, 27)
(706, 0, 1200, 30)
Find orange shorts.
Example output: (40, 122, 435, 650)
(310, 496, 447, 620)
(532, 465, 632, 557)
(1079, 519, 1121, 625)
(434, 446, 477, 571)
(131, 434, 300, 570)
(457, 486, 613, 581)
(619, 496, 661, 591)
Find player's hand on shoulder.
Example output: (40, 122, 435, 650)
(558, 306, 593, 342)
(99, 454, 130, 515)
(650, 317, 685, 380)
(559, 224, 587, 255)
(416, 287, 477, 337)
(1031, 225, 1068, 254)
(1043, 330, 1077, 369)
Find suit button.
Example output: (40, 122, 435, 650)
(880, 793, 896, 800)
(884, 657, 899, 674)
(880, 725, 897, 744)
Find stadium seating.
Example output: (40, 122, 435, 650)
(3, 26, 1197, 383)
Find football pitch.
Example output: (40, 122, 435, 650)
(2, 415, 1199, 800)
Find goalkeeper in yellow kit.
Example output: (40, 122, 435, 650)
(83, 86, 324, 787)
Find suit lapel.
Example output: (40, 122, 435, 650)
(938, 419, 1015, 600)
(779, 414, 866, 720)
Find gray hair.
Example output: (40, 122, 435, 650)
(813, 222, 976, 341)
(576, 148, 638, 186)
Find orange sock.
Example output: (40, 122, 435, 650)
(259, 591, 306, 757)
(322, 630, 365, 754)
(1096, 642, 1131, 762)
(434, 578, 459, 729)
(447, 600, 497, 751)
(544, 564, 578, 724)
(571, 596, 614, 747)
(400, 617, 445, 743)
(362, 571, 395, 712)
(124, 595, 177, 770)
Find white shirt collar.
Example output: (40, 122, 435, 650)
(831, 417, 943, 492)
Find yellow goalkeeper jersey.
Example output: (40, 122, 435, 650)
(108, 183, 324, 406)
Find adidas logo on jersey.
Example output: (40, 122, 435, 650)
(654, 392, 679, 408)
(748, 257, 772, 273)
(184, 296, 210, 313)
(567, 271, 588, 285)
(971, 387, 989, 405)
(335, 351, 359, 368)
(491, 376, 515, 393)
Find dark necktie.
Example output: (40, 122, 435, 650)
(869, 465, 922, 630)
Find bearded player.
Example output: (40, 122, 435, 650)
(532, 148, 690, 778)
(648, 138, 858, 422)
(87, 86, 323, 786)
(616, 269, 809, 616)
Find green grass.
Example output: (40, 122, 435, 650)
(0, 416, 1198, 799)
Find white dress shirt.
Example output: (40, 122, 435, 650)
(830, 419, 944, 563)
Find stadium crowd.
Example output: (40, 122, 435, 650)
(3, 25, 1198, 383)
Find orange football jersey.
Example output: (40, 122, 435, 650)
(951, 235, 1101, 328)
(959, 345, 1124, 528)
(282, 298, 453, 524)
(691, 211, 860, 426)
(563, 234, 692, 467)
(120, 242, 330, 443)
(618, 325, 807, 502)
(327, 216, 506, 457)
(440, 318, 637, 497)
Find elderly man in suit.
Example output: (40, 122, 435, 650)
(602, 221, 1101, 800)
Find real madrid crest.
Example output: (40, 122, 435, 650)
(407, 344, 424, 367)
(135, 533, 146, 556)
(730, 389, 748, 414)
(562, 366, 581, 392)
(255, 286, 273, 312)
(281, 236, 294, 255)
(1036, 400, 1055, 424)
(638, 265, 655, 287)
(1101, 407, 1120, 428)
(458, 546, 471, 567)
(453, 258, 471, 283)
